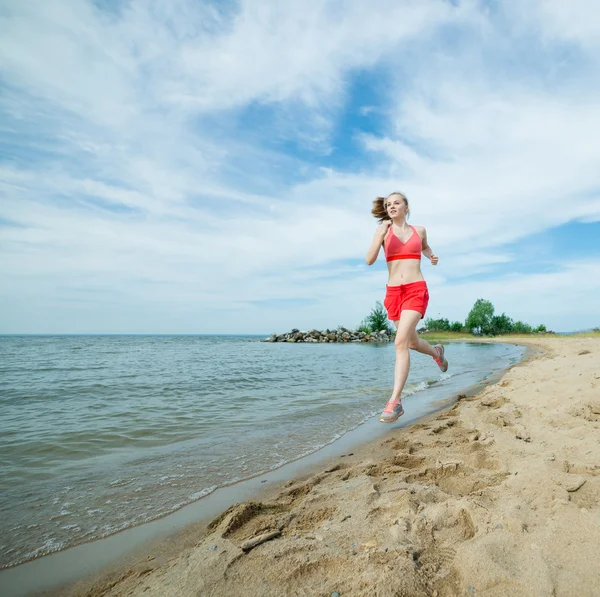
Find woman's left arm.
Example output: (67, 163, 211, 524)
(420, 227, 439, 265)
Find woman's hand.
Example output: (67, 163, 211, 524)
(376, 220, 392, 240)
(429, 254, 439, 266)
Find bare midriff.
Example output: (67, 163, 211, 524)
(386, 259, 425, 286)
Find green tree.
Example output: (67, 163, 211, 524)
(360, 301, 393, 335)
(465, 298, 495, 335)
(512, 320, 533, 334)
(533, 324, 547, 333)
(424, 317, 451, 332)
(449, 321, 464, 332)
(489, 313, 514, 336)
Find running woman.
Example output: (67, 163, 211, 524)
(365, 192, 448, 422)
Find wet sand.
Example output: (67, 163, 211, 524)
(17, 337, 600, 596)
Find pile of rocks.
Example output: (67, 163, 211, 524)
(263, 327, 394, 343)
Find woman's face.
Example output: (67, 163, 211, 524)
(385, 195, 407, 218)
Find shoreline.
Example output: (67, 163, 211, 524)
(6, 338, 597, 596)
(0, 341, 527, 597)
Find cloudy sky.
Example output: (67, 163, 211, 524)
(1, 0, 599, 334)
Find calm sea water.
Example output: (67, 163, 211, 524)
(0, 335, 524, 569)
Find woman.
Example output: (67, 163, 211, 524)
(365, 191, 448, 423)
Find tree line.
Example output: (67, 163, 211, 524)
(358, 298, 549, 336)
(424, 298, 548, 336)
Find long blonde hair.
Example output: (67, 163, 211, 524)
(371, 191, 410, 222)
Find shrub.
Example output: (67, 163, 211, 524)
(360, 301, 393, 335)
(512, 321, 533, 334)
(424, 317, 451, 332)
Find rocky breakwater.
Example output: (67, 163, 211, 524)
(263, 327, 394, 343)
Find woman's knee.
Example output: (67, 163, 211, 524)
(395, 333, 411, 349)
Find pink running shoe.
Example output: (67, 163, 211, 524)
(433, 344, 449, 372)
(379, 400, 404, 423)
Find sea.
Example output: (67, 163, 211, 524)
(0, 335, 525, 570)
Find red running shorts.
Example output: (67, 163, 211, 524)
(383, 281, 429, 321)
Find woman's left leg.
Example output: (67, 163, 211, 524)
(408, 328, 438, 358)
(379, 309, 422, 422)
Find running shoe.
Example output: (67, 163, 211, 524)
(379, 400, 404, 423)
(433, 344, 449, 372)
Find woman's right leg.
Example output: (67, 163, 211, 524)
(391, 310, 423, 402)
(379, 309, 422, 422)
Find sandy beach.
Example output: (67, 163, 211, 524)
(55, 337, 600, 597)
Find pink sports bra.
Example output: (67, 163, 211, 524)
(384, 225, 422, 262)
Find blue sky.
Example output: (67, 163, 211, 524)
(1, 0, 599, 334)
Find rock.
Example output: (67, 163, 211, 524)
(565, 477, 587, 492)
(264, 327, 394, 343)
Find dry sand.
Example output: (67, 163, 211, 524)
(66, 337, 600, 597)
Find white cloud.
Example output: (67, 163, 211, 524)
(0, 0, 599, 333)
(514, 0, 600, 49)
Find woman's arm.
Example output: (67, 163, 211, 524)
(420, 227, 439, 265)
(366, 222, 391, 265)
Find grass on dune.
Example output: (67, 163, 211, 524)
(419, 331, 600, 341)
(569, 330, 600, 338)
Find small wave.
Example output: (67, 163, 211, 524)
(5, 537, 68, 569)
(188, 485, 218, 501)
(402, 381, 428, 396)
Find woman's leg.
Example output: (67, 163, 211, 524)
(408, 328, 449, 372)
(379, 310, 422, 422)
(408, 328, 438, 358)
(390, 310, 423, 403)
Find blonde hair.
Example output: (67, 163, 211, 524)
(371, 191, 410, 222)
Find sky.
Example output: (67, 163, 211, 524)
(1, 0, 599, 335)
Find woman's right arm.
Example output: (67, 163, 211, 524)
(366, 222, 391, 265)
